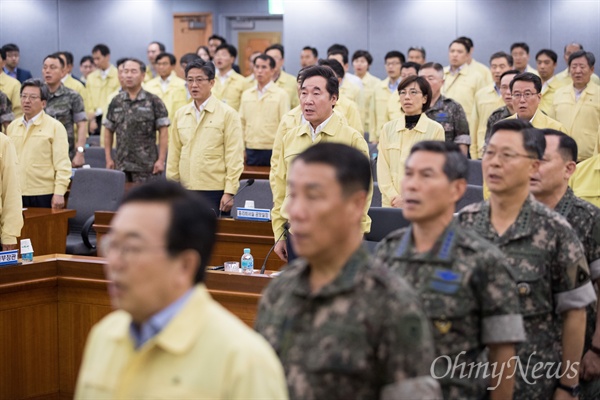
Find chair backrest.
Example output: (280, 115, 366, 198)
(467, 159, 483, 186)
(371, 182, 382, 207)
(365, 207, 410, 242)
(68, 169, 126, 232)
(456, 184, 484, 212)
(84, 147, 116, 169)
(232, 179, 273, 215)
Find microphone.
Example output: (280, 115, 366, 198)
(260, 223, 289, 274)
(219, 178, 255, 218)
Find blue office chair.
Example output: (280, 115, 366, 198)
(456, 184, 484, 212)
(364, 207, 411, 253)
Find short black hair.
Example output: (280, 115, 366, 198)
(490, 51, 513, 66)
(511, 42, 530, 54)
(80, 55, 93, 65)
(215, 43, 237, 59)
(327, 44, 349, 56)
(542, 129, 578, 162)
(1, 43, 19, 53)
(450, 38, 471, 53)
(185, 59, 215, 80)
(0, 48, 5, 61)
(536, 49, 558, 64)
(265, 43, 284, 58)
(44, 53, 65, 68)
(116, 58, 130, 68)
(568, 50, 596, 68)
(149, 41, 166, 52)
(155, 52, 176, 66)
(420, 62, 444, 76)
(408, 46, 426, 59)
(510, 72, 542, 93)
(20, 78, 50, 101)
(300, 65, 339, 99)
(402, 61, 421, 74)
(58, 51, 74, 66)
(303, 46, 318, 58)
(254, 53, 276, 69)
(352, 50, 373, 65)
(318, 58, 345, 79)
(457, 36, 474, 48)
(500, 69, 521, 82)
(409, 141, 469, 181)
(385, 51, 406, 64)
(120, 181, 217, 284)
(208, 34, 226, 44)
(398, 75, 433, 112)
(92, 44, 110, 56)
(292, 143, 371, 196)
(490, 119, 545, 160)
(180, 53, 201, 67)
(124, 58, 146, 74)
(327, 48, 348, 65)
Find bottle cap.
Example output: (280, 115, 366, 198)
(244, 248, 250, 253)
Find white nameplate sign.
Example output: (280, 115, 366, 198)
(236, 208, 271, 221)
(0, 250, 19, 266)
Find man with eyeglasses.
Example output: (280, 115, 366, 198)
(42, 53, 88, 166)
(458, 119, 596, 399)
(549, 50, 600, 162)
(369, 50, 405, 143)
(166, 59, 243, 217)
(75, 181, 288, 399)
(505, 72, 566, 133)
(6, 79, 71, 209)
(484, 70, 519, 146)
(104, 59, 169, 183)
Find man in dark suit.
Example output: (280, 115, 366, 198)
(1, 43, 32, 83)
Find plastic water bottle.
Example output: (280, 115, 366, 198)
(241, 248, 254, 274)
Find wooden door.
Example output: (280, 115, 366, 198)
(173, 13, 213, 78)
(238, 32, 282, 76)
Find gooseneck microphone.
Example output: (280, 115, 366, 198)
(219, 179, 255, 218)
(260, 223, 289, 274)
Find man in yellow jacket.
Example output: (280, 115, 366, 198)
(549, 51, 600, 162)
(0, 133, 23, 251)
(167, 59, 244, 216)
(6, 79, 71, 209)
(556, 43, 600, 86)
(271, 65, 371, 262)
(239, 54, 290, 166)
(369, 50, 404, 143)
(211, 44, 246, 111)
(144, 52, 188, 126)
(87, 44, 120, 134)
(0, 48, 21, 118)
(75, 181, 288, 400)
(265, 44, 299, 108)
(506, 73, 567, 133)
(536, 49, 566, 114)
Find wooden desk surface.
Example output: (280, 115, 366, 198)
(0, 255, 274, 400)
(19, 208, 76, 256)
(240, 165, 270, 180)
(94, 211, 286, 270)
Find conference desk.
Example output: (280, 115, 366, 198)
(19, 208, 76, 256)
(94, 211, 286, 271)
(240, 165, 270, 180)
(0, 255, 274, 400)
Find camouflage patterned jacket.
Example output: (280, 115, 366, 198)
(458, 195, 596, 399)
(103, 89, 169, 172)
(484, 106, 512, 146)
(0, 90, 14, 127)
(255, 246, 442, 400)
(425, 95, 470, 145)
(45, 84, 87, 155)
(374, 219, 525, 399)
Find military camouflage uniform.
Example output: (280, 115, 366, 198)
(458, 195, 596, 399)
(484, 106, 512, 146)
(103, 89, 169, 181)
(425, 95, 470, 146)
(0, 90, 14, 130)
(255, 247, 442, 400)
(554, 188, 600, 399)
(45, 84, 87, 158)
(373, 219, 525, 399)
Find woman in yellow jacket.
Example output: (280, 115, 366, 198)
(377, 75, 445, 207)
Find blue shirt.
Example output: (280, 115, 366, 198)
(3, 67, 16, 80)
(129, 288, 194, 349)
